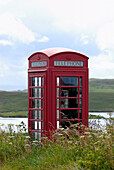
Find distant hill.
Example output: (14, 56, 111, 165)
(0, 79, 114, 116)
(0, 91, 27, 113)
(89, 79, 114, 111)
(89, 78, 114, 92)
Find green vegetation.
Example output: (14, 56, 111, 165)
(0, 111, 27, 117)
(0, 79, 114, 117)
(0, 120, 113, 169)
(0, 91, 28, 117)
(89, 79, 114, 111)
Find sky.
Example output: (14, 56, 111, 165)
(0, 0, 114, 91)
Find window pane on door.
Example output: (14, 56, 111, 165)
(61, 77, 78, 86)
(61, 121, 78, 129)
(31, 88, 41, 97)
(61, 99, 78, 108)
(61, 110, 78, 119)
(61, 88, 78, 97)
(32, 110, 42, 120)
(31, 99, 42, 108)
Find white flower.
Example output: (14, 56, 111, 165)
(75, 141, 79, 144)
(25, 136, 30, 139)
(85, 132, 90, 135)
(32, 140, 38, 143)
(25, 144, 30, 147)
(9, 142, 12, 145)
(80, 136, 85, 139)
(9, 136, 15, 138)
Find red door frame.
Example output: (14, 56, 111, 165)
(51, 70, 88, 131)
(28, 71, 47, 140)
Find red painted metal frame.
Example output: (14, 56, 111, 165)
(28, 48, 89, 140)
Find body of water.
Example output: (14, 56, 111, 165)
(0, 112, 113, 132)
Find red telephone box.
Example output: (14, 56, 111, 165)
(28, 48, 89, 141)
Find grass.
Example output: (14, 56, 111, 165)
(0, 117, 113, 170)
(89, 92, 114, 111)
(0, 111, 28, 117)
(0, 91, 27, 112)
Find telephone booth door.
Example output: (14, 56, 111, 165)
(28, 72, 46, 141)
(55, 72, 87, 132)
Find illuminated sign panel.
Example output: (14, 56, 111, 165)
(31, 61, 47, 67)
(54, 61, 83, 66)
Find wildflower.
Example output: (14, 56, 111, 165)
(85, 132, 90, 135)
(105, 135, 110, 139)
(88, 135, 92, 138)
(75, 141, 79, 144)
(9, 136, 15, 138)
(68, 141, 72, 144)
(42, 137, 48, 139)
(99, 135, 103, 138)
(80, 136, 85, 139)
(58, 128, 64, 131)
(9, 142, 12, 145)
(25, 136, 30, 139)
(32, 140, 38, 143)
(25, 144, 30, 147)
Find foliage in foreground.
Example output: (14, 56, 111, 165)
(0, 119, 113, 170)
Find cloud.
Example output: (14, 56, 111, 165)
(0, 12, 35, 44)
(0, 0, 14, 7)
(89, 51, 114, 78)
(38, 36, 49, 42)
(96, 22, 114, 50)
(80, 34, 89, 45)
(0, 40, 13, 45)
(0, 59, 9, 77)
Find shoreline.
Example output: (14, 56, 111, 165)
(0, 111, 113, 118)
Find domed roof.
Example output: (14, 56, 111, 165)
(40, 47, 75, 57)
(29, 47, 89, 59)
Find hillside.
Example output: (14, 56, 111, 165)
(0, 79, 114, 117)
(89, 79, 114, 111)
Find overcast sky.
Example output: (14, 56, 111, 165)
(0, 0, 114, 91)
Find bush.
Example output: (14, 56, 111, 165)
(0, 117, 113, 170)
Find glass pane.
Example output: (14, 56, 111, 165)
(32, 110, 42, 120)
(79, 110, 82, 119)
(57, 110, 59, 119)
(61, 110, 78, 119)
(57, 88, 59, 97)
(80, 99, 82, 108)
(61, 88, 78, 97)
(79, 88, 82, 97)
(32, 77, 41, 87)
(32, 77, 35, 86)
(80, 77, 82, 86)
(61, 99, 78, 108)
(35, 77, 37, 86)
(61, 121, 78, 129)
(32, 99, 42, 108)
(32, 121, 43, 130)
(57, 99, 59, 108)
(31, 88, 41, 97)
(61, 77, 78, 86)
(39, 77, 41, 86)
(57, 77, 59, 86)
(57, 121, 59, 129)
(32, 132, 41, 141)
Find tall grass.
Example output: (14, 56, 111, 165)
(0, 117, 113, 170)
